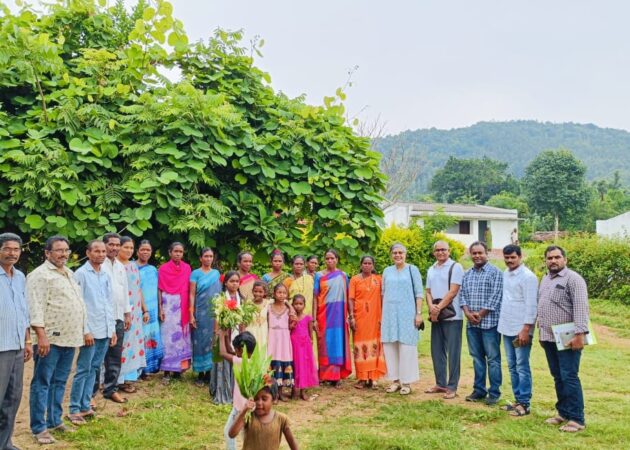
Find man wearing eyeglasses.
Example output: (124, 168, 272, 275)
(27, 235, 88, 445)
(424, 241, 465, 400)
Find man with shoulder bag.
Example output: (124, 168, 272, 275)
(424, 241, 465, 399)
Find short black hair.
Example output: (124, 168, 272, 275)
(86, 239, 105, 251)
(545, 245, 566, 258)
(502, 244, 522, 256)
(0, 232, 22, 248)
(232, 331, 257, 354)
(120, 236, 133, 246)
(469, 241, 488, 253)
(45, 235, 69, 251)
(102, 232, 121, 244)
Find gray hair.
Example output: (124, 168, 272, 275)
(0, 232, 22, 248)
(433, 240, 450, 250)
(390, 242, 407, 253)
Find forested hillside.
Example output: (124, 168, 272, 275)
(373, 121, 630, 200)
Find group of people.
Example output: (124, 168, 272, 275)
(0, 230, 590, 450)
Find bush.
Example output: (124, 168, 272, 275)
(524, 234, 630, 304)
(374, 224, 465, 278)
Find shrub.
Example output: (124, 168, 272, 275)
(524, 234, 630, 304)
(375, 224, 465, 278)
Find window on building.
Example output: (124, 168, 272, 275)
(446, 220, 471, 235)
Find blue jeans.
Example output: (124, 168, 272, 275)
(541, 340, 585, 425)
(69, 339, 110, 414)
(466, 326, 501, 399)
(502, 335, 532, 407)
(30, 345, 76, 434)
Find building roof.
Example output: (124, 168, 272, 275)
(384, 202, 518, 220)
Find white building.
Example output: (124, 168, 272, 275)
(383, 202, 519, 250)
(596, 211, 630, 238)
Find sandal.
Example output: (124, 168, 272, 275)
(51, 423, 76, 433)
(80, 409, 96, 418)
(509, 404, 530, 417)
(400, 385, 412, 395)
(545, 416, 566, 425)
(443, 390, 457, 399)
(501, 403, 517, 411)
(559, 421, 585, 433)
(424, 385, 447, 394)
(118, 383, 137, 394)
(108, 392, 128, 404)
(66, 414, 87, 425)
(385, 382, 401, 393)
(354, 381, 366, 390)
(34, 430, 56, 445)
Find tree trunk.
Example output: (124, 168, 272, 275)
(554, 213, 559, 241)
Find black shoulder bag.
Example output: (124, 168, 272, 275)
(431, 263, 457, 321)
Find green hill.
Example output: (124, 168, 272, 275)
(373, 120, 630, 200)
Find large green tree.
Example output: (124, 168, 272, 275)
(522, 149, 589, 236)
(429, 156, 518, 204)
(0, 0, 385, 267)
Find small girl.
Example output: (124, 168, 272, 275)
(267, 283, 294, 402)
(246, 281, 270, 349)
(290, 294, 319, 401)
(228, 386, 298, 450)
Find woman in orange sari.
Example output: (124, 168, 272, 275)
(348, 255, 387, 389)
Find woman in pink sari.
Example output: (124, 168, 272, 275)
(158, 242, 192, 383)
(237, 251, 259, 302)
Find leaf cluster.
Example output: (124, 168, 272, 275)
(233, 344, 272, 400)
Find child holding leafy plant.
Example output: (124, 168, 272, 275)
(267, 284, 295, 402)
(228, 386, 298, 450)
(218, 329, 257, 450)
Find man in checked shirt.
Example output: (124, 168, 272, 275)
(537, 245, 589, 433)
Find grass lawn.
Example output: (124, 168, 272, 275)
(13, 299, 630, 449)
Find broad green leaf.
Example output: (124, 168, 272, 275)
(290, 181, 312, 195)
(69, 138, 93, 155)
(25, 214, 45, 229)
(60, 189, 78, 206)
(353, 167, 373, 179)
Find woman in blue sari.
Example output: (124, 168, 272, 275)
(136, 240, 164, 376)
(189, 247, 222, 386)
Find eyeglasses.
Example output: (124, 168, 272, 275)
(50, 249, 72, 254)
(434, 249, 449, 252)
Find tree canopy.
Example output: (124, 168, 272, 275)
(0, 0, 386, 265)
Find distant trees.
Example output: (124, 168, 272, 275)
(429, 156, 518, 204)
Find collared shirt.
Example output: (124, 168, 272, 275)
(102, 257, 130, 321)
(498, 264, 539, 336)
(459, 262, 503, 329)
(74, 261, 116, 340)
(27, 260, 87, 348)
(537, 267, 589, 342)
(426, 258, 465, 321)
(0, 265, 29, 352)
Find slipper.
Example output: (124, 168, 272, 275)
(400, 385, 412, 395)
(501, 403, 517, 411)
(33, 430, 56, 445)
(108, 392, 128, 404)
(80, 409, 96, 418)
(509, 404, 530, 417)
(385, 382, 401, 393)
(559, 421, 585, 433)
(545, 416, 566, 425)
(354, 381, 366, 390)
(118, 383, 137, 394)
(51, 423, 76, 433)
(443, 390, 457, 399)
(424, 386, 447, 394)
(66, 414, 87, 426)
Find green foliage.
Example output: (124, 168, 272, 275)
(524, 235, 630, 304)
(233, 344, 272, 400)
(0, 0, 385, 267)
(485, 191, 529, 216)
(429, 156, 518, 204)
(373, 120, 630, 200)
(522, 149, 590, 231)
(374, 223, 465, 276)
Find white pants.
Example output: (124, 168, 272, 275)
(224, 407, 239, 450)
(383, 342, 420, 384)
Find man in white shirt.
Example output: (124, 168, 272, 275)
(97, 233, 130, 404)
(498, 245, 538, 416)
(425, 241, 465, 399)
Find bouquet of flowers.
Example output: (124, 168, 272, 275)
(212, 292, 258, 330)
(234, 344, 273, 400)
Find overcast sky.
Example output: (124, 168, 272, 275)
(7, 1, 630, 135)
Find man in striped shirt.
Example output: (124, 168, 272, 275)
(0, 232, 31, 450)
(538, 245, 589, 433)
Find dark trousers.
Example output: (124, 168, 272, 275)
(0, 349, 24, 450)
(95, 320, 124, 398)
(541, 340, 585, 425)
(430, 320, 463, 391)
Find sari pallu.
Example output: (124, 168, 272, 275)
(262, 272, 289, 291)
(138, 264, 163, 374)
(190, 269, 221, 373)
(238, 273, 259, 302)
(314, 270, 352, 381)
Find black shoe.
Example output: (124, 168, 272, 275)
(465, 391, 487, 402)
(485, 396, 500, 406)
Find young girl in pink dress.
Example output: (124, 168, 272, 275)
(290, 294, 319, 400)
(267, 283, 294, 402)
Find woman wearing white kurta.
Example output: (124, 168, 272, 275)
(381, 243, 424, 395)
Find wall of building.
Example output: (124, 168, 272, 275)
(596, 212, 630, 238)
(490, 220, 518, 249)
(383, 204, 411, 227)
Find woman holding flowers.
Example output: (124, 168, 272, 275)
(158, 242, 192, 383)
(314, 249, 352, 386)
(189, 248, 222, 386)
(237, 251, 259, 302)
